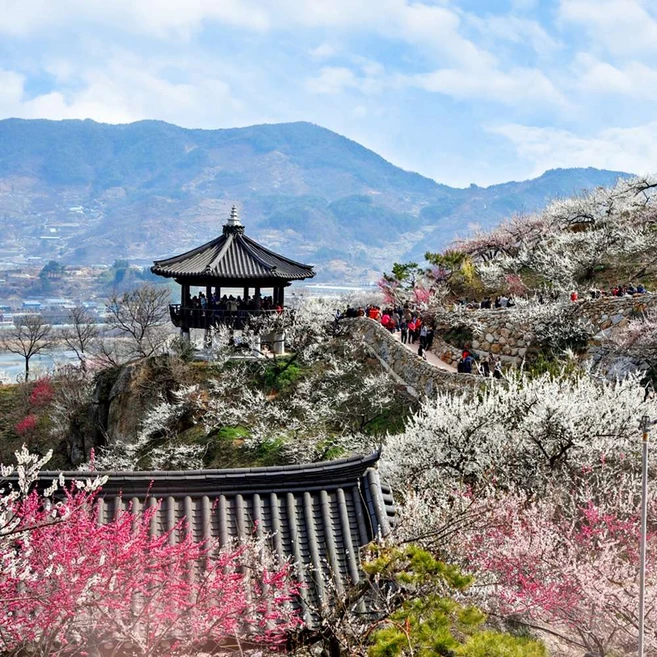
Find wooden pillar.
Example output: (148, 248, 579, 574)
(274, 286, 285, 306)
(206, 285, 211, 301)
(180, 282, 190, 340)
(243, 286, 249, 300)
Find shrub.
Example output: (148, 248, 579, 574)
(29, 378, 54, 407)
(15, 414, 38, 437)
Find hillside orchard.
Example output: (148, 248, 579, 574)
(2, 176, 657, 655)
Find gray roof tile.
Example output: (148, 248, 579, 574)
(37, 453, 394, 620)
(151, 224, 315, 281)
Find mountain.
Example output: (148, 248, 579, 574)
(0, 118, 632, 283)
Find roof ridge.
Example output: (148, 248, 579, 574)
(236, 233, 279, 273)
(204, 231, 235, 273)
(152, 234, 225, 268)
(40, 452, 381, 479)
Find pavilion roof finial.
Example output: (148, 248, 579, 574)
(227, 204, 241, 227)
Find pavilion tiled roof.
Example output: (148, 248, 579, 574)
(151, 208, 315, 281)
(41, 452, 394, 621)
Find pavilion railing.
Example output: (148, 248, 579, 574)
(169, 304, 282, 330)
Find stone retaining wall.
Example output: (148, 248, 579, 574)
(435, 294, 657, 367)
(343, 318, 479, 397)
(578, 295, 657, 331)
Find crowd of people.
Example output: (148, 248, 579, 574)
(569, 283, 649, 302)
(340, 304, 504, 376)
(456, 295, 516, 310)
(342, 305, 434, 348)
(338, 280, 652, 377)
(457, 348, 504, 378)
(188, 292, 282, 313)
(458, 283, 651, 308)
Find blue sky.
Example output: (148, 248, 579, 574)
(1, 0, 656, 186)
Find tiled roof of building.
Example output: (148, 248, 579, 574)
(41, 453, 394, 621)
(151, 207, 315, 282)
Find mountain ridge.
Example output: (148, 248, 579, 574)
(0, 118, 632, 283)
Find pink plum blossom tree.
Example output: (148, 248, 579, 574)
(0, 448, 300, 656)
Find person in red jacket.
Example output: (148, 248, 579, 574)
(407, 319, 416, 340)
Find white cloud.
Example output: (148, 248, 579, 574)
(0, 54, 244, 127)
(309, 42, 339, 60)
(0, 0, 270, 37)
(573, 54, 657, 100)
(0, 0, 566, 110)
(490, 122, 657, 176)
(0, 1, 495, 69)
(559, 0, 657, 55)
(305, 60, 387, 96)
(412, 65, 568, 107)
(467, 14, 562, 57)
(305, 67, 359, 95)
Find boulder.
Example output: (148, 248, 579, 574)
(91, 356, 180, 448)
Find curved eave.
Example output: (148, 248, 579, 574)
(151, 268, 315, 281)
(151, 232, 315, 281)
(38, 451, 381, 497)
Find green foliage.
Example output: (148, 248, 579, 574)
(202, 425, 287, 468)
(457, 632, 546, 657)
(168, 337, 197, 363)
(389, 262, 420, 283)
(424, 250, 483, 297)
(365, 545, 545, 657)
(39, 260, 64, 279)
(0, 385, 20, 443)
(0, 382, 69, 469)
(525, 353, 582, 379)
(441, 324, 474, 348)
(362, 401, 413, 437)
(424, 250, 467, 270)
(262, 359, 304, 392)
(112, 259, 130, 270)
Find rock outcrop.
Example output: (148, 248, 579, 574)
(90, 356, 180, 450)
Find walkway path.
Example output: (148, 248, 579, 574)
(345, 318, 479, 396)
(392, 331, 457, 373)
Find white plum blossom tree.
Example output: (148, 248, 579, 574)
(455, 175, 657, 293)
(89, 385, 205, 471)
(383, 370, 655, 506)
(93, 297, 401, 470)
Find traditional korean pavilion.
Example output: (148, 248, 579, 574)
(151, 206, 315, 335)
(40, 453, 395, 623)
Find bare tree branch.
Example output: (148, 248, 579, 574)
(0, 314, 55, 381)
